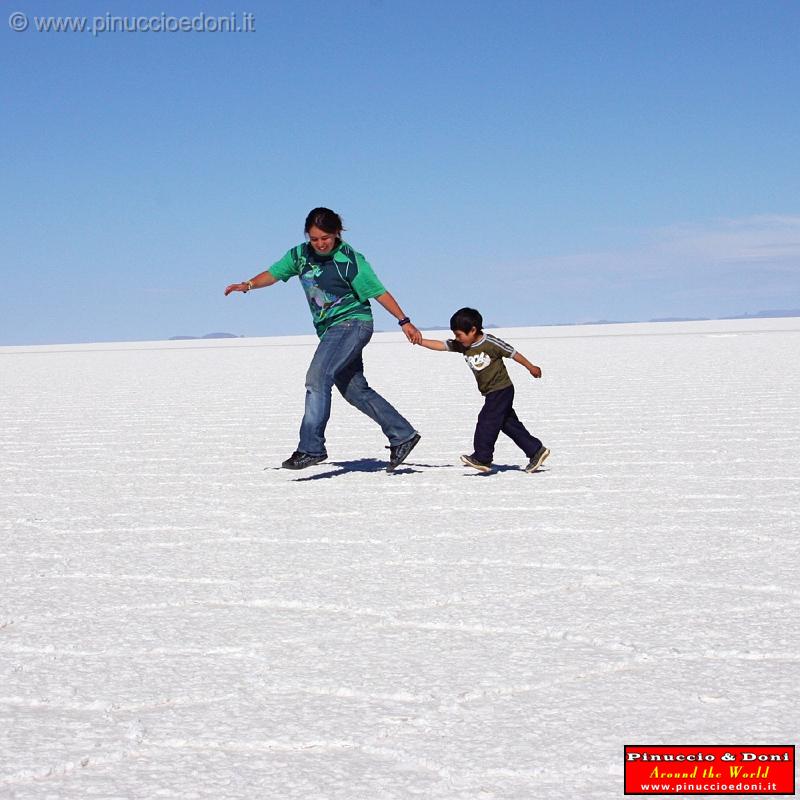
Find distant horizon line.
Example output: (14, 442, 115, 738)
(169, 308, 800, 341)
(3, 309, 799, 349)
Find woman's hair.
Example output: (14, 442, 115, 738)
(304, 207, 344, 235)
(450, 307, 483, 334)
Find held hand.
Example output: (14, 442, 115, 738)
(529, 364, 542, 379)
(402, 322, 422, 344)
(224, 283, 248, 296)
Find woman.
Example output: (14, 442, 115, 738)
(225, 208, 422, 471)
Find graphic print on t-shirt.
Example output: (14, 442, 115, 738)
(466, 352, 492, 371)
(446, 333, 517, 395)
(299, 261, 348, 312)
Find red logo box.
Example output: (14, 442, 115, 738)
(624, 745, 795, 795)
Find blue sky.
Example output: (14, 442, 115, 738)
(2, 0, 799, 344)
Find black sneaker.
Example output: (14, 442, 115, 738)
(281, 451, 327, 470)
(386, 433, 421, 472)
(525, 446, 550, 473)
(460, 453, 492, 473)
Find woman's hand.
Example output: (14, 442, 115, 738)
(224, 282, 250, 296)
(401, 321, 422, 344)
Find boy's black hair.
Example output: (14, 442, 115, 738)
(450, 307, 483, 334)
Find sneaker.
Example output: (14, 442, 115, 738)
(281, 450, 327, 470)
(386, 433, 421, 472)
(525, 446, 550, 473)
(460, 453, 492, 473)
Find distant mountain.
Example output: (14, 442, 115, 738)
(649, 317, 710, 323)
(170, 332, 243, 340)
(721, 309, 800, 320)
(650, 310, 799, 323)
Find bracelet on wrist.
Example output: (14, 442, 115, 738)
(244, 280, 254, 292)
(397, 316, 411, 326)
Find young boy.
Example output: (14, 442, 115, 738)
(416, 307, 550, 473)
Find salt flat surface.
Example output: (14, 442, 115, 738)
(2, 319, 799, 799)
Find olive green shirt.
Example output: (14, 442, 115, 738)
(446, 334, 516, 395)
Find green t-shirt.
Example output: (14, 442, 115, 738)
(268, 241, 387, 337)
(446, 333, 516, 395)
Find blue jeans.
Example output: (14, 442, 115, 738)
(298, 319, 416, 455)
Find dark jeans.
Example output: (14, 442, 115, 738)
(473, 385, 542, 463)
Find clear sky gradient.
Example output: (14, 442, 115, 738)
(2, 0, 799, 344)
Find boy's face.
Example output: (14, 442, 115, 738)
(452, 326, 481, 347)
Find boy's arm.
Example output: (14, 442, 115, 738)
(416, 337, 448, 351)
(512, 350, 542, 378)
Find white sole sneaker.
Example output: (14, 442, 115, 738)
(460, 454, 492, 473)
(525, 447, 550, 473)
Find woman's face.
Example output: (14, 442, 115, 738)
(307, 225, 339, 255)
